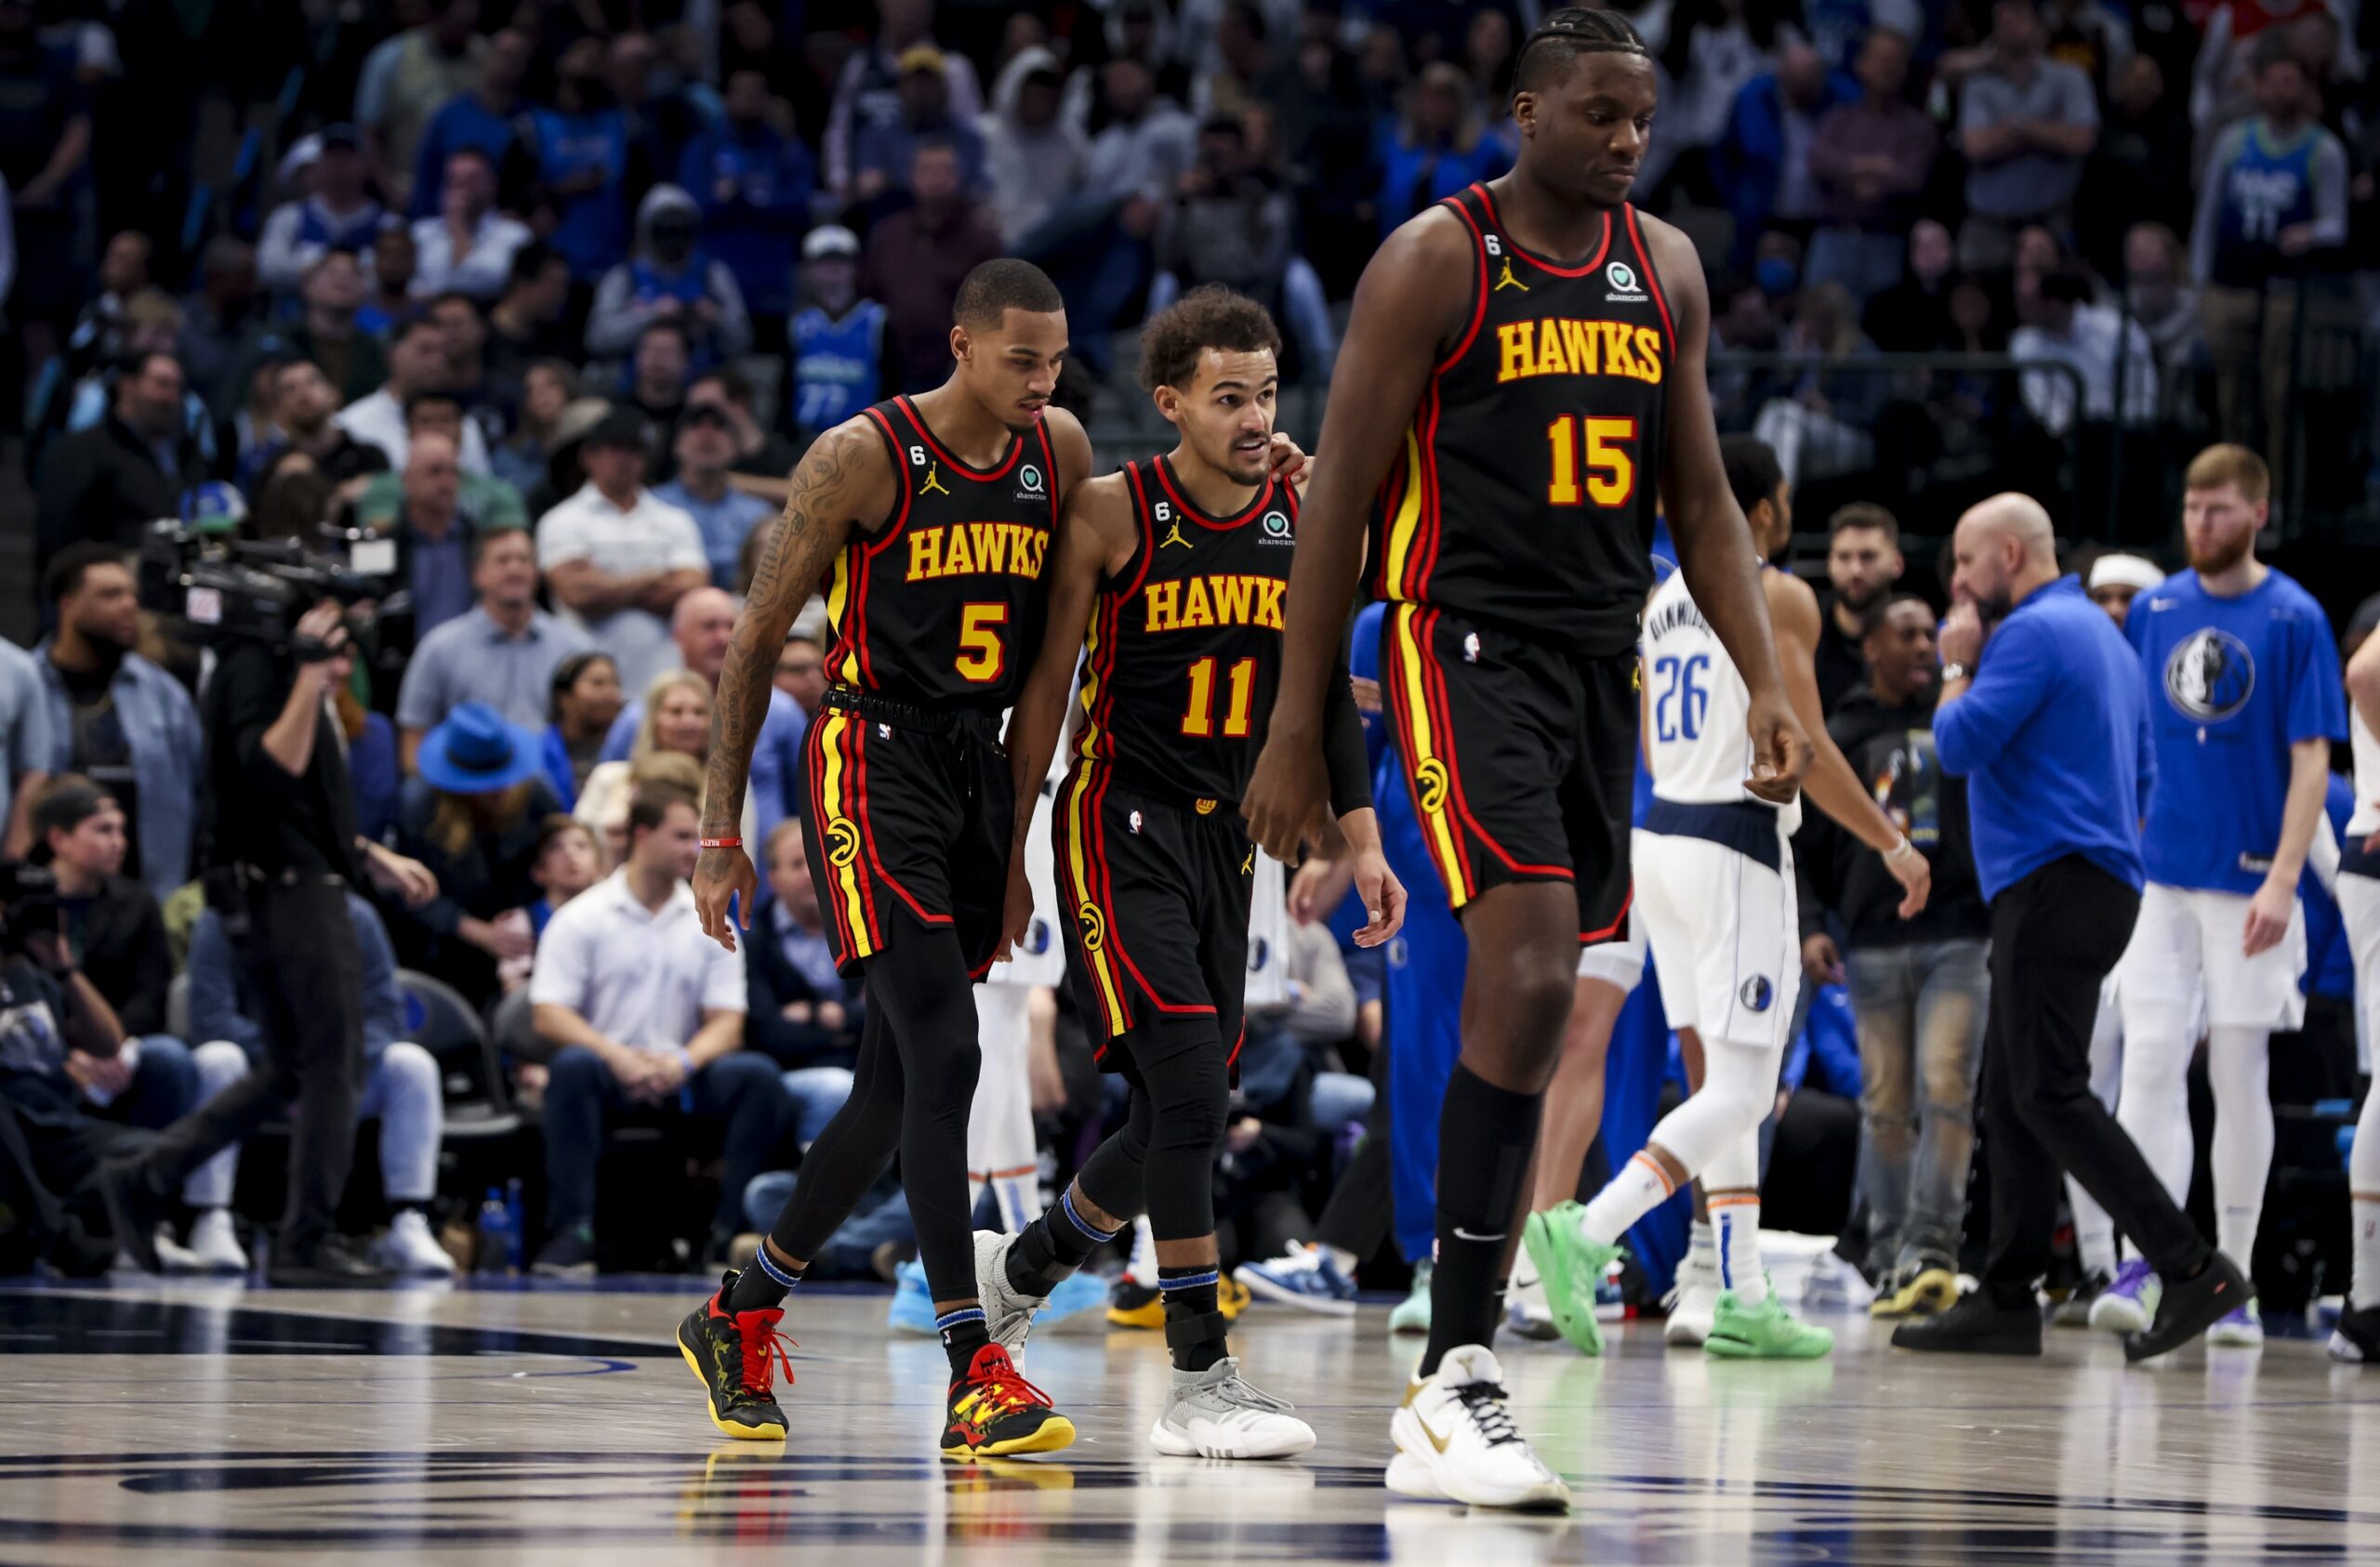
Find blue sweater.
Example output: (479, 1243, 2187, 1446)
(1935, 575, 2153, 902)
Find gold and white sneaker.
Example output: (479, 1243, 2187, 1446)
(1385, 1345, 1570, 1510)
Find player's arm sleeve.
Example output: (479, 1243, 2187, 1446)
(2289, 607, 2349, 744)
(1933, 617, 2052, 775)
(1321, 636, 1373, 818)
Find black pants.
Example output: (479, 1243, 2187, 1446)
(139, 876, 366, 1257)
(1316, 1030, 1392, 1260)
(1980, 856, 2214, 1306)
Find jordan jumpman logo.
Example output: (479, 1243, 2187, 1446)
(1160, 521, 1192, 550)
(1494, 257, 1528, 293)
(920, 463, 951, 497)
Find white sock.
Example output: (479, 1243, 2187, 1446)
(1579, 1152, 1675, 1247)
(1711, 1192, 1765, 1305)
(2205, 1025, 2274, 1269)
(2352, 1082, 2380, 1310)
(1687, 1218, 1715, 1274)
(1128, 1216, 1158, 1286)
(2069, 1174, 2118, 1279)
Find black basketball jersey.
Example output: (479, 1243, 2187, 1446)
(829, 395, 1059, 709)
(1369, 182, 1670, 658)
(1076, 456, 1301, 803)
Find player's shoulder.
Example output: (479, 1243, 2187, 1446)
(1627, 208, 1705, 299)
(1366, 200, 1480, 290)
(807, 410, 897, 474)
(2255, 567, 2329, 620)
(1039, 404, 1093, 467)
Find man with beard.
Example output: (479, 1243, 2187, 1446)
(2090, 443, 2344, 1348)
(1818, 503, 1906, 713)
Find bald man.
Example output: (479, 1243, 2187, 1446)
(1890, 495, 2250, 1363)
(599, 586, 808, 851)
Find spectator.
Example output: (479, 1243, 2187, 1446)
(2085, 549, 2163, 625)
(60, 295, 220, 477)
(0, 0, 92, 368)
(422, 290, 520, 454)
(824, 0, 985, 199)
(654, 404, 774, 589)
(520, 395, 615, 521)
(618, 319, 695, 441)
(409, 151, 531, 303)
(247, 359, 390, 520)
(608, 31, 708, 218)
(853, 46, 990, 205)
(774, 632, 826, 718)
(0, 638, 51, 858)
(33, 546, 202, 902)
(356, 226, 421, 337)
(1752, 282, 1884, 485)
(536, 407, 707, 692)
(256, 125, 385, 295)
(256, 249, 389, 406)
(409, 23, 533, 221)
(1864, 217, 1958, 350)
(352, 393, 526, 534)
(385, 431, 480, 640)
(983, 46, 1089, 247)
(65, 230, 150, 373)
(2190, 33, 2347, 460)
(28, 777, 193, 1133)
(540, 651, 624, 811)
(596, 586, 801, 848)
(527, 814, 602, 935)
(587, 187, 751, 371)
(527, 783, 774, 1275)
(33, 351, 193, 577)
(178, 236, 259, 412)
(745, 818, 862, 1144)
(529, 39, 633, 283)
(787, 227, 887, 441)
(679, 67, 814, 331)
(2009, 264, 2159, 435)
(391, 703, 564, 1003)
(492, 360, 575, 495)
(575, 670, 730, 860)
(2078, 54, 2193, 274)
(1657, 0, 1804, 201)
(696, 366, 804, 485)
(356, 0, 485, 214)
(335, 314, 494, 474)
(862, 140, 1005, 391)
(2122, 221, 2203, 402)
(2043, 0, 2135, 102)
(1818, 503, 1906, 711)
(1154, 114, 1335, 381)
(1078, 0, 1197, 133)
(1236, 913, 1365, 1130)
(1806, 30, 1937, 303)
(1713, 42, 1857, 259)
(1373, 61, 1506, 242)
(399, 529, 594, 759)
(1956, 0, 2100, 271)
(485, 243, 575, 373)
(180, 891, 454, 1276)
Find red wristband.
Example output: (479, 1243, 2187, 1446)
(699, 837, 743, 849)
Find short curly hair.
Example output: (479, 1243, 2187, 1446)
(1137, 284, 1282, 394)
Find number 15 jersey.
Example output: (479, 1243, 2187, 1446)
(1370, 182, 1670, 659)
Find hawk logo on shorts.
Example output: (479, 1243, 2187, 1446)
(825, 818, 861, 869)
(1415, 757, 1450, 814)
(1195, 797, 1218, 815)
(1077, 901, 1107, 954)
(2163, 628, 2255, 723)
(1739, 976, 1774, 1012)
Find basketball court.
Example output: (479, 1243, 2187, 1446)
(0, 1268, 2373, 1564)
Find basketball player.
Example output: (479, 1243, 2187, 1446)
(1526, 436, 1928, 1360)
(2332, 628, 2380, 1362)
(2096, 444, 2343, 1347)
(676, 260, 1302, 1457)
(979, 286, 1400, 1460)
(1244, 10, 1811, 1509)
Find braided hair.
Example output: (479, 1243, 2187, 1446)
(1514, 7, 1650, 92)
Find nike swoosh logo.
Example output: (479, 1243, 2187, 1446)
(1421, 1418, 1450, 1455)
(1451, 1228, 1506, 1244)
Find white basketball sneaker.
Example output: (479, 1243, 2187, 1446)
(1149, 1358, 1316, 1459)
(371, 1210, 457, 1277)
(1505, 1251, 1561, 1341)
(186, 1208, 249, 1274)
(1386, 1345, 1570, 1510)
(1665, 1251, 1719, 1347)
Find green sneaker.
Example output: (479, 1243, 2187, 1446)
(1521, 1203, 1620, 1357)
(1704, 1288, 1834, 1359)
(1389, 1259, 1432, 1335)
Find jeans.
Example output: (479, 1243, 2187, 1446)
(106, 1036, 200, 1130)
(183, 1039, 445, 1209)
(780, 1066, 855, 1147)
(745, 1170, 913, 1278)
(1308, 1070, 1374, 1135)
(542, 1047, 784, 1241)
(1844, 938, 1989, 1275)
(1804, 228, 1908, 306)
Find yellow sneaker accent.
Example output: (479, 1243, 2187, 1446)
(679, 1339, 787, 1441)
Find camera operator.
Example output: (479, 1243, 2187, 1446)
(100, 600, 441, 1287)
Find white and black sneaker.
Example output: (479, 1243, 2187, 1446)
(1150, 1357, 1316, 1459)
(1386, 1345, 1569, 1510)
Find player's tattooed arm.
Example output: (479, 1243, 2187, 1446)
(1642, 213, 1810, 806)
(693, 417, 889, 949)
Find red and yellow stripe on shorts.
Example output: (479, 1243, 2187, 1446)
(807, 708, 880, 966)
(1057, 764, 1131, 1037)
(1383, 603, 1477, 906)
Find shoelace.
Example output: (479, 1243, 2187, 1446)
(1454, 1381, 1523, 1448)
(1212, 1375, 1296, 1416)
(967, 1356, 1057, 1420)
(734, 1318, 797, 1398)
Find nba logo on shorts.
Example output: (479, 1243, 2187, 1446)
(1739, 975, 1774, 1012)
(878, 723, 892, 739)
(1129, 810, 1144, 835)
(1463, 632, 1481, 664)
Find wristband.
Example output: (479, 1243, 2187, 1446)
(1884, 836, 1917, 863)
(699, 837, 743, 849)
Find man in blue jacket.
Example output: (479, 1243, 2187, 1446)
(1892, 493, 2250, 1362)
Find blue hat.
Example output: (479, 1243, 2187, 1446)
(416, 703, 546, 796)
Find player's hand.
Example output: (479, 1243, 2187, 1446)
(1801, 932, 1844, 987)
(1884, 842, 1931, 919)
(1346, 846, 1406, 947)
(994, 860, 1035, 964)
(694, 846, 759, 953)
(1288, 855, 1353, 925)
(1241, 728, 1329, 863)
(2243, 876, 2294, 957)
(1263, 431, 1309, 486)
(1743, 689, 1809, 806)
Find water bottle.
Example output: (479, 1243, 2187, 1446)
(503, 1179, 526, 1271)
(475, 1187, 512, 1275)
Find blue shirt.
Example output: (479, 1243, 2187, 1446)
(791, 301, 887, 438)
(1935, 576, 2153, 902)
(652, 479, 774, 589)
(679, 125, 813, 319)
(529, 107, 630, 278)
(412, 92, 523, 218)
(2129, 568, 2345, 896)
(407, 524, 473, 639)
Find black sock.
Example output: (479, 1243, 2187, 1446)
(1488, 1280, 1509, 1350)
(1421, 1063, 1541, 1378)
(1007, 1188, 1120, 1297)
(940, 1308, 992, 1377)
(1158, 1264, 1228, 1373)
(724, 1244, 802, 1313)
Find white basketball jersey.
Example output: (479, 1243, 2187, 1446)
(2350, 704, 2380, 840)
(1640, 570, 1801, 834)
(1244, 849, 1289, 1007)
